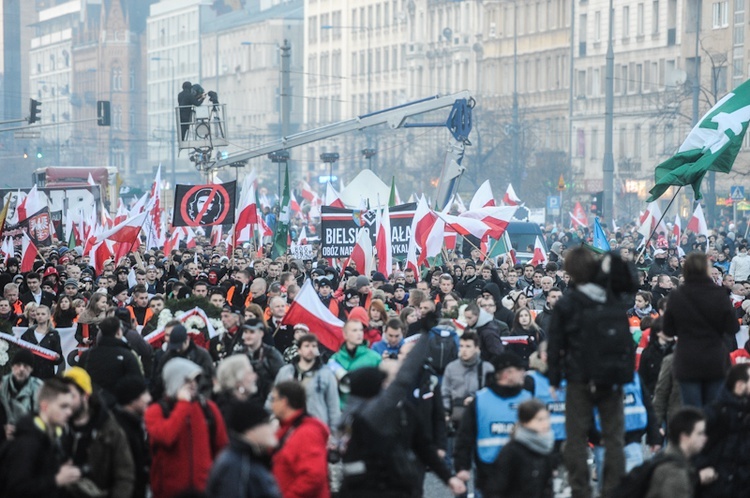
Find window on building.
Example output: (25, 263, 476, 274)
(648, 125, 657, 156)
(594, 11, 601, 41)
(591, 128, 599, 159)
(309, 17, 318, 42)
(623, 6, 630, 38)
(713, 1, 729, 28)
(664, 124, 674, 154)
(577, 128, 586, 157)
(577, 69, 586, 97)
(637, 3, 645, 35)
(634, 125, 642, 158)
(652, 1, 660, 33)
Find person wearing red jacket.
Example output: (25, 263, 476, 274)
(145, 357, 228, 498)
(270, 380, 330, 498)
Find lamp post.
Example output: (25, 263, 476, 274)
(151, 57, 176, 187)
(320, 152, 340, 183)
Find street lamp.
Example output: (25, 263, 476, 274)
(320, 152, 340, 182)
(151, 56, 176, 187)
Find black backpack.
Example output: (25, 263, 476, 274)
(425, 326, 458, 375)
(580, 252, 637, 386)
(612, 453, 679, 498)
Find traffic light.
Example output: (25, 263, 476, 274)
(97, 100, 111, 126)
(28, 99, 41, 124)
(590, 191, 603, 216)
(23, 149, 28, 159)
(36, 147, 43, 159)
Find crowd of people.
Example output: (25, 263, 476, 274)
(0, 211, 748, 498)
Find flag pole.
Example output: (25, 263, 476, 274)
(636, 187, 682, 263)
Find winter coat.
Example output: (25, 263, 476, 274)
(441, 355, 495, 422)
(663, 277, 739, 382)
(80, 336, 143, 405)
(644, 445, 697, 498)
(484, 437, 555, 498)
(639, 338, 676, 396)
(20, 326, 64, 380)
(694, 388, 750, 498)
(652, 354, 682, 427)
(329, 344, 382, 407)
(272, 411, 330, 498)
(245, 344, 285, 402)
(729, 252, 750, 281)
(19, 290, 54, 308)
(113, 406, 151, 498)
(472, 308, 508, 363)
(145, 399, 229, 498)
(62, 400, 136, 498)
(206, 435, 281, 498)
(152, 341, 215, 399)
(0, 414, 66, 497)
(0, 374, 42, 425)
(456, 275, 485, 300)
(272, 358, 341, 428)
(535, 305, 553, 335)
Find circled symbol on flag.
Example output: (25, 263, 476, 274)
(179, 185, 231, 227)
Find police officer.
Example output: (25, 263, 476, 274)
(454, 352, 532, 494)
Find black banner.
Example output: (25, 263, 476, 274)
(172, 181, 236, 227)
(320, 203, 416, 259)
(1, 207, 55, 248)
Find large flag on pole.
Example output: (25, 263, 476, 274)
(687, 203, 709, 237)
(648, 79, 750, 201)
(349, 227, 374, 276)
(325, 182, 345, 208)
(235, 175, 259, 245)
(375, 204, 392, 276)
(469, 180, 495, 211)
(20, 232, 39, 272)
(502, 184, 521, 206)
(281, 280, 344, 352)
(272, 164, 291, 258)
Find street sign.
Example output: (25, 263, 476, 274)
(730, 185, 745, 200)
(547, 196, 560, 210)
(14, 131, 41, 140)
(557, 174, 566, 191)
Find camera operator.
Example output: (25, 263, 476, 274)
(177, 81, 205, 140)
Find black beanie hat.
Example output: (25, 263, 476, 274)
(11, 349, 35, 367)
(114, 375, 148, 406)
(226, 399, 270, 433)
(347, 367, 386, 399)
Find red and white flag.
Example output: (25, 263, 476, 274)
(94, 211, 148, 261)
(16, 185, 46, 223)
(687, 204, 708, 237)
(469, 180, 496, 211)
(145, 166, 164, 248)
(163, 227, 184, 255)
(290, 191, 301, 214)
(530, 236, 548, 267)
(412, 196, 444, 267)
(637, 201, 667, 238)
(281, 280, 344, 352)
(114, 199, 129, 226)
(1, 237, 14, 264)
(299, 180, 319, 204)
(460, 206, 517, 239)
(297, 226, 308, 245)
(570, 201, 589, 228)
(375, 205, 392, 276)
(235, 177, 260, 246)
(210, 225, 223, 247)
(184, 226, 197, 249)
(100, 204, 113, 229)
(502, 183, 521, 206)
(349, 227, 373, 276)
(673, 215, 681, 241)
(437, 211, 491, 240)
(20, 231, 39, 272)
(89, 240, 115, 275)
(325, 182, 345, 208)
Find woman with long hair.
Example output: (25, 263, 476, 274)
(52, 295, 77, 328)
(626, 290, 660, 343)
(75, 291, 108, 347)
(399, 306, 418, 327)
(367, 300, 388, 335)
(508, 307, 545, 362)
(663, 252, 739, 407)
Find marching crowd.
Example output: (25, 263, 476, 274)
(0, 213, 749, 498)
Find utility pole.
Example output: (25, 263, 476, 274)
(602, 0, 615, 221)
(511, 1, 520, 195)
(280, 39, 291, 139)
(693, 1, 711, 222)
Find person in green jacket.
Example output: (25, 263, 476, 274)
(328, 320, 382, 408)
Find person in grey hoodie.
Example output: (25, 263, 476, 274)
(270, 334, 340, 428)
(463, 302, 507, 363)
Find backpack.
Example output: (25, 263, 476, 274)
(612, 453, 679, 498)
(580, 252, 637, 386)
(425, 326, 458, 375)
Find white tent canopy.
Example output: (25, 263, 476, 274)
(339, 169, 391, 208)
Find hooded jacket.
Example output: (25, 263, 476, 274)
(206, 435, 281, 498)
(472, 308, 508, 363)
(145, 358, 229, 498)
(440, 354, 494, 419)
(272, 357, 341, 428)
(0, 374, 42, 425)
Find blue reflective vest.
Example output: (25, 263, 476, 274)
(475, 387, 532, 463)
(527, 370, 567, 441)
(594, 372, 648, 433)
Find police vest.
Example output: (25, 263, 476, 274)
(475, 387, 532, 464)
(527, 370, 566, 441)
(594, 372, 648, 433)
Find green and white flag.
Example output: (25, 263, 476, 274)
(648, 79, 750, 201)
(272, 164, 291, 258)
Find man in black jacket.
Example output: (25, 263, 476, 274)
(20, 272, 55, 307)
(455, 262, 485, 300)
(151, 322, 215, 399)
(80, 316, 143, 407)
(21, 305, 64, 380)
(0, 378, 81, 495)
(113, 376, 152, 498)
(463, 302, 506, 363)
(177, 81, 204, 139)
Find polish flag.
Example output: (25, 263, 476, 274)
(530, 236, 548, 267)
(570, 201, 589, 228)
(349, 228, 373, 276)
(211, 225, 223, 247)
(145, 166, 164, 247)
(235, 177, 260, 245)
(673, 215, 681, 241)
(17, 185, 46, 223)
(1, 237, 14, 263)
(376, 205, 392, 276)
(412, 196, 444, 267)
(444, 226, 458, 251)
(114, 199, 129, 225)
(297, 226, 308, 245)
(637, 201, 667, 237)
(290, 191, 301, 214)
(130, 192, 149, 215)
(184, 227, 197, 249)
(325, 182, 345, 208)
(687, 204, 708, 237)
(299, 180, 319, 203)
(89, 240, 115, 276)
(94, 211, 148, 261)
(281, 280, 344, 352)
(20, 232, 39, 272)
(460, 206, 517, 239)
(469, 180, 496, 211)
(259, 216, 273, 237)
(100, 204, 113, 229)
(164, 228, 184, 255)
(502, 184, 522, 206)
(436, 211, 491, 239)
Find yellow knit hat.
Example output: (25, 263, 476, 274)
(63, 367, 93, 395)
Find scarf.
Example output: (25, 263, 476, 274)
(514, 426, 554, 455)
(460, 354, 480, 369)
(634, 304, 654, 319)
